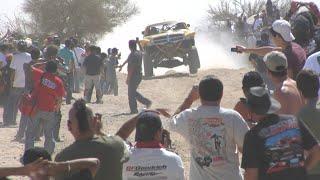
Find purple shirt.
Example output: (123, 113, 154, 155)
(283, 42, 306, 80)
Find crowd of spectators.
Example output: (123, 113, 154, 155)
(1, 1, 320, 180)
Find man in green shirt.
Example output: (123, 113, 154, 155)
(297, 70, 320, 180)
(55, 99, 128, 180)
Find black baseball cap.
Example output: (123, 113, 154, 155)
(135, 112, 162, 142)
(22, 147, 52, 165)
(245, 87, 281, 115)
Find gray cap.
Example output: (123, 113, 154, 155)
(264, 51, 288, 72)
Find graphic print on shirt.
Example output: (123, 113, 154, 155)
(258, 118, 304, 174)
(126, 164, 168, 179)
(41, 78, 57, 89)
(191, 117, 226, 168)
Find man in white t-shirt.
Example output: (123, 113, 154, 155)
(303, 51, 320, 96)
(253, 15, 263, 32)
(71, 39, 86, 93)
(117, 111, 185, 180)
(170, 75, 249, 180)
(3, 41, 32, 126)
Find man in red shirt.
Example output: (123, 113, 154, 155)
(25, 60, 65, 154)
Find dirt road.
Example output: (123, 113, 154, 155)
(0, 68, 248, 179)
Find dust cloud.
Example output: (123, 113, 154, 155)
(98, 0, 249, 75)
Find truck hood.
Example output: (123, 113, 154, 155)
(144, 29, 191, 39)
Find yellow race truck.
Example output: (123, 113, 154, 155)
(139, 21, 200, 77)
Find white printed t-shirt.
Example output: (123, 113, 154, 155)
(253, 18, 263, 31)
(123, 148, 184, 180)
(10, 52, 32, 88)
(73, 47, 86, 69)
(170, 105, 249, 180)
(303, 51, 320, 96)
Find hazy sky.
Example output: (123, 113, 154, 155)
(2, 0, 319, 18)
(2, 0, 319, 71)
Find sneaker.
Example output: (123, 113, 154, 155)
(96, 100, 103, 104)
(130, 110, 139, 114)
(146, 100, 152, 109)
(13, 135, 23, 142)
(55, 137, 64, 142)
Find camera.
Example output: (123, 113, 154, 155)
(231, 47, 241, 53)
(95, 113, 102, 121)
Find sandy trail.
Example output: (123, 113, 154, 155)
(0, 68, 249, 179)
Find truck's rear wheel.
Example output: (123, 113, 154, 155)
(143, 51, 154, 77)
(189, 47, 200, 74)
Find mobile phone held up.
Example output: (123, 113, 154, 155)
(231, 47, 242, 53)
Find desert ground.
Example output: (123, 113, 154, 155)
(0, 67, 249, 179)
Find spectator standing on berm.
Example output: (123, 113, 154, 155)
(15, 48, 42, 141)
(58, 39, 75, 104)
(83, 46, 103, 104)
(25, 58, 65, 155)
(237, 19, 306, 80)
(296, 70, 320, 180)
(71, 38, 86, 93)
(126, 40, 151, 114)
(241, 86, 320, 180)
(303, 51, 320, 96)
(117, 111, 184, 180)
(3, 41, 32, 126)
(263, 51, 303, 115)
(234, 71, 266, 128)
(106, 48, 119, 96)
(170, 76, 249, 180)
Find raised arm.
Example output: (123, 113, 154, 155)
(0, 158, 48, 178)
(118, 59, 128, 72)
(49, 158, 100, 177)
(116, 114, 140, 140)
(305, 145, 320, 171)
(173, 85, 199, 116)
(236, 45, 282, 57)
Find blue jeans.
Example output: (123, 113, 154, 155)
(25, 111, 56, 154)
(3, 88, 24, 125)
(16, 114, 29, 138)
(128, 75, 150, 112)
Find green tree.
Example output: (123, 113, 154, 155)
(23, 0, 138, 42)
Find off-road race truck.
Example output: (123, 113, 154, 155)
(138, 21, 200, 77)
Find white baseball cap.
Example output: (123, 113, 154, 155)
(272, 20, 295, 42)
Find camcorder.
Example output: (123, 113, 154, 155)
(161, 129, 172, 149)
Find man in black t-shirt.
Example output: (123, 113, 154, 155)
(126, 40, 151, 114)
(83, 46, 103, 103)
(241, 87, 319, 180)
